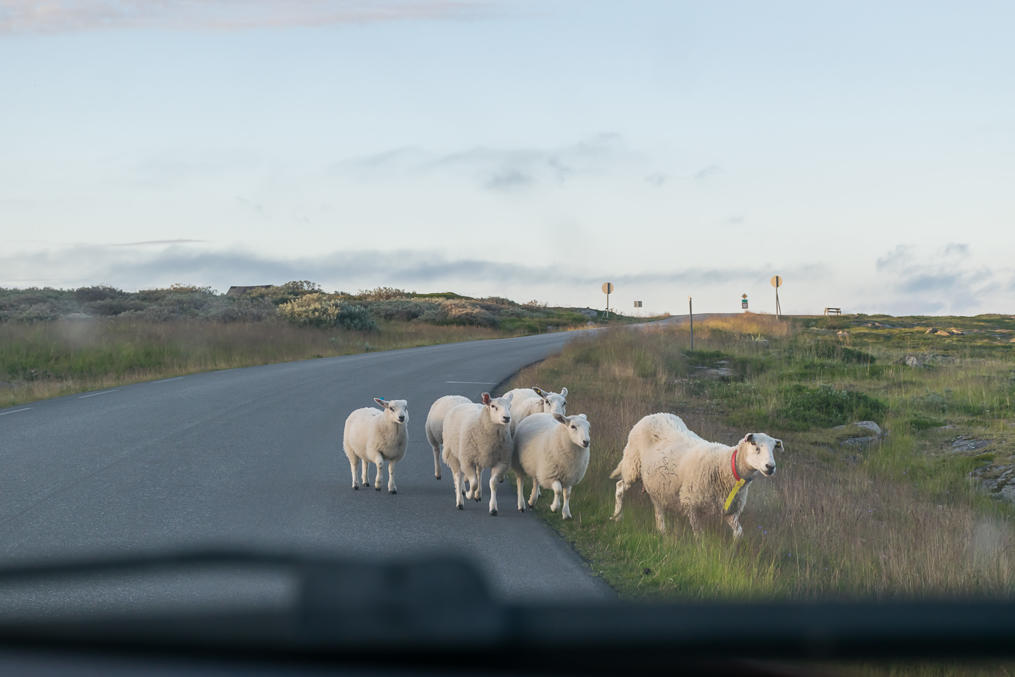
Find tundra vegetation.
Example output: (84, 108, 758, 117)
(507, 313, 1015, 604)
(0, 283, 641, 406)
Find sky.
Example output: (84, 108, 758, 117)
(1, 0, 1013, 316)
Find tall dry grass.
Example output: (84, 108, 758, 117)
(0, 318, 509, 407)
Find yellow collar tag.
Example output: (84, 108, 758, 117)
(724, 478, 747, 512)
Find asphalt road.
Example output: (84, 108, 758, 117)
(0, 330, 613, 603)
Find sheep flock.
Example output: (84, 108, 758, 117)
(341, 386, 781, 539)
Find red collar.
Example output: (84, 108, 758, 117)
(731, 447, 742, 482)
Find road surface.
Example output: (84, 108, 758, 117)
(0, 330, 613, 603)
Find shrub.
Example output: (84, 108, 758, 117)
(774, 384, 887, 429)
(278, 293, 377, 331)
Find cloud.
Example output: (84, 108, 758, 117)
(112, 239, 207, 247)
(0, 0, 485, 34)
(693, 165, 723, 181)
(0, 243, 789, 295)
(874, 243, 1004, 314)
(334, 133, 642, 191)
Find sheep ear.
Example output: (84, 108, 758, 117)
(579, 413, 587, 420)
(532, 387, 545, 397)
(481, 393, 491, 405)
(553, 413, 568, 425)
(504, 392, 513, 402)
(374, 397, 386, 408)
(745, 433, 755, 444)
(560, 387, 568, 397)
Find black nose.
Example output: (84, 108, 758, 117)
(765, 463, 776, 474)
(582, 440, 589, 448)
(398, 416, 405, 423)
(502, 416, 511, 423)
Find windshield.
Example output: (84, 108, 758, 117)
(2, 1, 1013, 673)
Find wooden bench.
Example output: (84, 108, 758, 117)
(824, 307, 842, 316)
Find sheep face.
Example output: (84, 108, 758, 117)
(554, 412, 590, 448)
(538, 386, 568, 417)
(482, 392, 513, 426)
(374, 397, 409, 425)
(739, 432, 781, 477)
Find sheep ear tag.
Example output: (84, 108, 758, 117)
(724, 479, 746, 513)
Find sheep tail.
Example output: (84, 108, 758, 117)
(609, 445, 640, 483)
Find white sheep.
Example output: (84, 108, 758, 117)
(342, 397, 409, 494)
(609, 413, 781, 539)
(424, 395, 472, 480)
(441, 392, 514, 515)
(512, 412, 590, 519)
(503, 386, 568, 433)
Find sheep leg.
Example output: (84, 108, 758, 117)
(516, 475, 526, 512)
(359, 458, 369, 487)
(373, 461, 383, 492)
(561, 486, 573, 520)
(611, 479, 630, 521)
(527, 479, 539, 508)
(550, 480, 563, 513)
(472, 465, 483, 502)
(725, 514, 743, 540)
(387, 460, 397, 494)
(686, 508, 703, 536)
(488, 465, 503, 516)
(348, 457, 359, 490)
(651, 498, 667, 533)
(452, 470, 464, 510)
(431, 445, 442, 480)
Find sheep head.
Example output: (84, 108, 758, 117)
(554, 412, 589, 449)
(539, 386, 568, 417)
(738, 432, 781, 477)
(484, 392, 513, 426)
(374, 397, 408, 425)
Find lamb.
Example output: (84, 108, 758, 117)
(609, 413, 781, 539)
(441, 392, 514, 515)
(342, 397, 409, 494)
(503, 386, 568, 433)
(424, 395, 472, 480)
(512, 412, 591, 519)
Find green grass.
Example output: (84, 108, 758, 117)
(507, 313, 1015, 602)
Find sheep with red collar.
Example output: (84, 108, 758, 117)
(342, 397, 409, 494)
(609, 413, 781, 539)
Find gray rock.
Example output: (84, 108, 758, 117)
(833, 421, 885, 450)
(951, 436, 991, 453)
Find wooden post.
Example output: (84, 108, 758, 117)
(689, 296, 694, 351)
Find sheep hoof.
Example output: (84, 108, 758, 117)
(457, 504, 464, 511)
(353, 486, 358, 491)
(490, 509, 498, 516)
(374, 486, 381, 492)
(389, 489, 397, 495)
(473, 496, 481, 502)
(364, 482, 370, 487)
(435, 474, 441, 480)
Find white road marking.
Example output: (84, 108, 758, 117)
(78, 389, 119, 399)
(151, 376, 185, 384)
(0, 407, 31, 417)
(446, 381, 498, 385)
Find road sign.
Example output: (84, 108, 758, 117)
(741, 294, 748, 310)
(633, 300, 643, 308)
(771, 275, 783, 318)
(602, 282, 614, 294)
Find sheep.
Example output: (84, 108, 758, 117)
(609, 413, 781, 539)
(441, 392, 514, 515)
(512, 412, 590, 519)
(342, 397, 409, 494)
(424, 395, 472, 480)
(503, 386, 568, 434)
